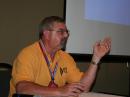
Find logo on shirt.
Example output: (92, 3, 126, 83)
(60, 67, 67, 76)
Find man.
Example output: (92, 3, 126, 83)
(9, 16, 111, 97)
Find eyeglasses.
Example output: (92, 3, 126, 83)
(49, 29, 70, 35)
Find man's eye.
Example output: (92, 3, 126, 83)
(57, 30, 64, 33)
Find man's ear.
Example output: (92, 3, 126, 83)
(43, 30, 50, 40)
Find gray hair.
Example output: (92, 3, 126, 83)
(38, 16, 65, 39)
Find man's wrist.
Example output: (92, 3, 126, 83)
(91, 55, 101, 65)
(90, 60, 98, 65)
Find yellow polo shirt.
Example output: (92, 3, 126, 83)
(8, 41, 83, 97)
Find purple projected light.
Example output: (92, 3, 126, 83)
(85, 0, 130, 26)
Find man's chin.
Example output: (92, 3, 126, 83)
(60, 44, 66, 51)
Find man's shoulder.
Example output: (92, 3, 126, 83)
(18, 41, 39, 56)
(24, 41, 39, 50)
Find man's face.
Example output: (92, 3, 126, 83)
(48, 22, 69, 51)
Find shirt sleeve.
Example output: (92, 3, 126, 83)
(66, 60, 83, 83)
(12, 48, 35, 85)
(61, 52, 84, 83)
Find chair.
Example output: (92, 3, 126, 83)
(0, 63, 12, 97)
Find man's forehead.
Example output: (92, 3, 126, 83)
(52, 22, 66, 29)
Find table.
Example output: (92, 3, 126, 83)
(79, 92, 125, 97)
(33, 92, 125, 97)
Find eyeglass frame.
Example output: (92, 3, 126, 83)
(48, 29, 70, 35)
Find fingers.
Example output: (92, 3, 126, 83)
(70, 82, 85, 92)
(103, 37, 111, 47)
(93, 40, 101, 47)
(65, 82, 85, 96)
(93, 37, 111, 60)
(97, 37, 111, 50)
(101, 37, 111, 52)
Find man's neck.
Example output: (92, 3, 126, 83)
(40, 39, 56, 59)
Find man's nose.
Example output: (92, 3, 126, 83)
(64, 31, 69, 38)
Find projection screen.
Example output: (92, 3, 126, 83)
(65, 0, 130, 56)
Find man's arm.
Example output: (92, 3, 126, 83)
(16, 80, 85, 97)
(80, 62, 98, 92)
(80, 37, 111, 92)
(16, 81, 59, 97)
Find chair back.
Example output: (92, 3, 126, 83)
(0, 63, 12, 97)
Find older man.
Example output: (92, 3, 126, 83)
(9, 16, 111, 97)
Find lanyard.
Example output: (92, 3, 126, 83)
(39, 40, 58, 80)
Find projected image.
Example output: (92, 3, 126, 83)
(66, 0, 130, 55)
(85, 0, 130, 26)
